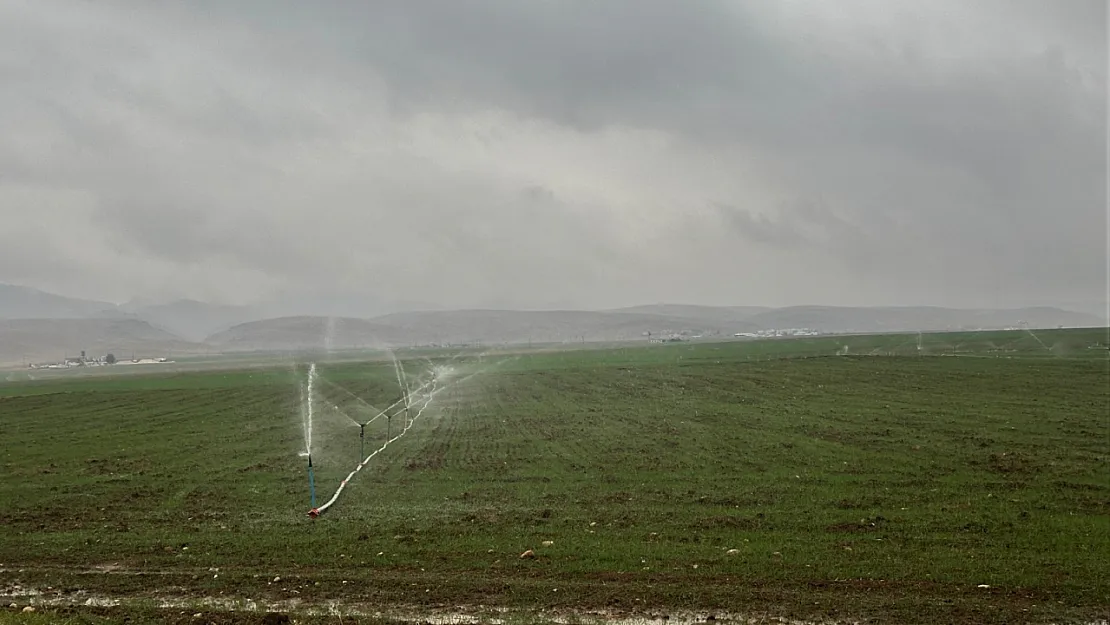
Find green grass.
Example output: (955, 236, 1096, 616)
(1, 329, 1108, 624)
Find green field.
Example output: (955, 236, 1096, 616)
(1, 329, 1108, 624)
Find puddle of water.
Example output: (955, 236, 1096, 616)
(0, 584, 831, 624)
(3, 584, 1105, 625)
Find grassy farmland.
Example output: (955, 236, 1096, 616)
(1, 329, 1108, 624)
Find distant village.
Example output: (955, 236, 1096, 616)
(27, 350, 174, 369)
(648, 327, 823, 343)
(733, 328, 822, 339)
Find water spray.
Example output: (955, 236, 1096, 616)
(307, 364, 453, 518)
(1024, 327, 1052, 352)
(301, 363, 317, 456)
(389, 351, 412, 427)
(316, 375, 383, 422)
(306, 357, 515, 519)
(308, 383, 438, 518)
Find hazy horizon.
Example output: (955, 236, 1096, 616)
(3, 281, 1107, 322)
(2, 1, 1106, 316)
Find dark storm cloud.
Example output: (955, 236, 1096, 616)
(198, 0, 810, 138)
(0, 0, 1105, 313)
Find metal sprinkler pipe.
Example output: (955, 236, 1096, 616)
(310, 375, 442, 518)
(308, 357, 511, 519)
(307, 454, 317, 511)
(404, 390, 411, 427)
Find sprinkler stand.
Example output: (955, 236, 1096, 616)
(307, 454, 317, 510)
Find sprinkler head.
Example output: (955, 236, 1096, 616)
(307, 455, 313, 468)
(359, 424, 365, 439)
(307, 508, 320, 519)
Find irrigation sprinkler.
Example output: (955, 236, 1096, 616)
(359, 423, 366, 460)
(308, 374, 438, 518)
(404, 388, 412, 426)
(307, 454, 317, 512)
(308, 356, 508, 519)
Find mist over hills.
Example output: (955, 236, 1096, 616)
(0, 318, 203, 366)
(368, 309, 754, 346)
(131, 300, 260, 342)
(210, 306, 1097, 354)
(204, 310, 757, 353)
(0, 284, 117, 320)
(0, 284, 256, 340)
(608, 304, 773, 324)
(0, 283, 1104, 366)
(205, 316, 400, 352)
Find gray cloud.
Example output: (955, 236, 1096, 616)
(0, 0, 1105, 315)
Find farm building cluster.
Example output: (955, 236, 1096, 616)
(27, 350, 173, 369)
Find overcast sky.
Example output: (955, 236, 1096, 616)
(1, 0, 1106, 314)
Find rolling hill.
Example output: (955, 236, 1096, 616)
(204, 316, 404, 352)
(0, 318, 203, 366)
(0, 285, 259, 340)
(367, 309, 757, 345)
(2, 284, 1103, 364)
(0, 284, 116, 320)
(608, 304, 772, 323)
(205, 309, 760, 351)
(133, 299, 260, 342)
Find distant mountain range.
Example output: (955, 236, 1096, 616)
(0, 283, 1104, 366)
(0, 285, 259, 341)
(608, 304, 773, 323)
(0, 284, 118, 320)
(0, 318, 206, 366)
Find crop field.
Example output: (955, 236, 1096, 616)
(1, 329, 1108, 624)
